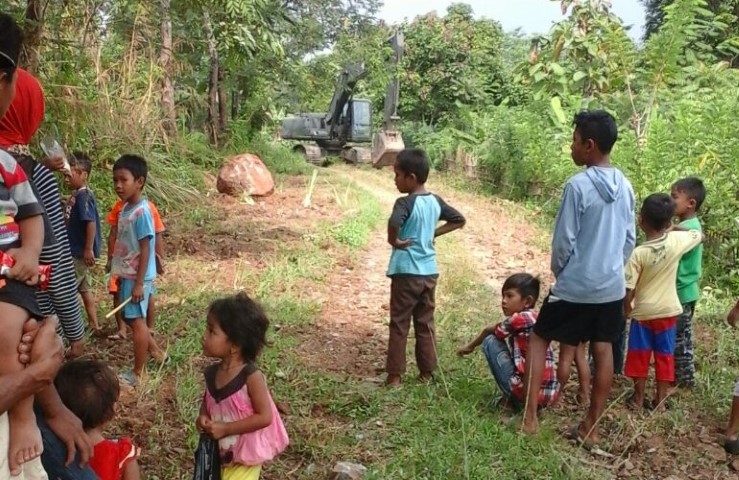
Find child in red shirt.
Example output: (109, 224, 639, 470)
(55, 359, 141, 480)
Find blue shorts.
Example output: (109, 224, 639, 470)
(118, 278, 152, 322)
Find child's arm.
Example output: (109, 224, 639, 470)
(9, 215, 44, 282)
(387, 197, 413, 248)
(458, 326, 497, 356)
(624, 289, 635, 319)
(550, 183, 581, 276)
(106, 224, 117, 272)
(83, 220, 97, 267)
(122, 458, 141, 480)
(202, 371, 274, 439)
(196, 396, 209, 432)
(433, 195, 465, 238)
(132, 237, 151, 302)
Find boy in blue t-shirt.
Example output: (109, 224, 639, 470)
(64, 152, 102, 331)
(385, 149, 465, 386)
(110, 154, 164, 385)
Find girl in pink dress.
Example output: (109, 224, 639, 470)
(197, 292, 289, 480)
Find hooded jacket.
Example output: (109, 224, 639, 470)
(550, 166, 636, 303)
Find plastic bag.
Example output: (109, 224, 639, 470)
(193, 434, 221, 480)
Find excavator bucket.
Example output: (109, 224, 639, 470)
(371, 129, 405, 168)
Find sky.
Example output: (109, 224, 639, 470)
(379, 0, 646, 39)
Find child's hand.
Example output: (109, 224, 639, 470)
(196, 414, 210, 433)
(201, 419, 229, 440)
(457, 344, 475, 357)
(84, 249, 96, 267)
(155, 254, 165, 275)
(132, 283, 144, 303)
(393, 238, 414, 249)
(5, 248, 40, 285)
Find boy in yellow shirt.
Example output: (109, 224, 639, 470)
(624, 193, 703, 410)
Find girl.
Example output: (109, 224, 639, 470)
(54, 359, 141, 480)
(197, 292, 289, 480)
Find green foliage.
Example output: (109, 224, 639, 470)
(400, 5, 506, 124)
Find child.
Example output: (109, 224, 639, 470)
(670, 177, 706, 389)
(523, 110, 636, 445)
(54, 359, 141, 480)
(624, 193, 703, 410)
(106, 198, 165, 339)
(556, 342, 591, 405)
(0, 27, 48, 474)
(64, 151, 102, 331)
(458, 273, 560, 409)
(110, 154, 165, 385)
(197, 292, 289, 479)
(723, 298, 739, 454)
(385, 149, 465, 386)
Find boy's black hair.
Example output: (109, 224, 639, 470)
(0, 13, 23, 81)
(641, 193, 675, 231)
(54, 360, 120, 431)
(209, 292, 269, 363)
(70, 151, 92, 175)
(396, 149, 430, 184)
(672, 176, 706, 211)
(573, 110, 618, 154)
(113, 154, 148, 181)
(502, 273, 541, 304)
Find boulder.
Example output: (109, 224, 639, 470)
(216, 153, 274, 197)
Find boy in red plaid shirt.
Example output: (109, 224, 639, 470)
(458, 273, 560, 409)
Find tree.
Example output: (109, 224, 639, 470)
(400, 4, 505, 125)
(159, 0, 176, 135)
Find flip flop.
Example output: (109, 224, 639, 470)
(107, 333, 126, 341)
(725, 438, 739, 455)
(118, 371, 139, 387)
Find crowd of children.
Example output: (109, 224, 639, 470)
(383, 112, 715, 454)
(2, 8, 736, 476)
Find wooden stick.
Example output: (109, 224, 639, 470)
(302, 169, 318, 208)
(105, 296, 132, 319)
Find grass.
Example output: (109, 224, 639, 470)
(116, 163, 739, 480)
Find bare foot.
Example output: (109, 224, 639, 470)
(418, 372, 434, 384)
(384, 374, 401, 387)
(575, 389, 590, 406)
(8, 409, 43, 475)
(521, 415, 538, 435)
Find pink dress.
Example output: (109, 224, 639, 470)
(204, 363, 289, 466)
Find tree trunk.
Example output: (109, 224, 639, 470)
(159, 0, 176, 135)
(203, 10, 220, 145)
(20, 0, 43, 73)
(217, 65, 228, 133)
(231, 87, 240, 120)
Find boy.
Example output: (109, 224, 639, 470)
(385, 149, 465, 386)
(523, 110, 636, 446)
(624, 193, 703, 409)
(64, 151, 102, 331)
(671, 177, 706, 388)
(110, 154, 164, 385)
(106, 197, 165, 339)
(458, 273, 560, 409)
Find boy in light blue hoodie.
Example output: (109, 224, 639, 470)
(522, 110, 636, 448)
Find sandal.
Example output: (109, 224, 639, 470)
(725, 437, 739, 455)
(107, 333, 126, 341)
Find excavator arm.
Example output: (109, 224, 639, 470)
(371, 29, 406, 168)
(324, 62, 367, 137)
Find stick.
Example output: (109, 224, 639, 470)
(302, 169, 318, 208)
(106, 296, 132, 319)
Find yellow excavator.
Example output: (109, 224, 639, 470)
(279, 30, 405, 168)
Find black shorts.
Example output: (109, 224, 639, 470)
(533, 295, 625, 346)
(0, 278, 44, 319)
